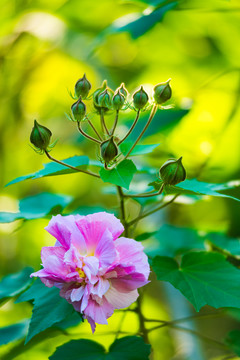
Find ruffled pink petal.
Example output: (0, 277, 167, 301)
(76, 212, 124, 254)
(104, 286, 139, 309)
(64, 245, 82, 268)
(114, 237, 150, 279)
(70, 286, 85, 302)
(91, 278, 110, 298)
(111, 273, 149, 292)
(45, 214, 86, 252)
(83, 256, 99, 277)
(84, 297, 114, 328)
(95, 229, 117, 268)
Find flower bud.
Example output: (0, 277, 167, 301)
(98, 89, 112, 109)
(30, 120, 52, 150)
(112, 90, 125, 110)
(93, 80, 108, 107)
(71, 97, 86, 122)
(159, 157, 186, 186)
(100, 137, 118, 163)
(74, 74, 91, 99)
(154, 79, 172, 105)
(119, 83, 128, 98)
(133, 86, 148, 110)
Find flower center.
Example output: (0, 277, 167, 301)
(76, 267, 86, 279)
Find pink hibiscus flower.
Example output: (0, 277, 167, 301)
(31, 212, 150, 332)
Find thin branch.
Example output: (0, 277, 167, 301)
(136, 295, 150, 344)
(124, 183, 165, 198)
(111, 110, 119, 135)
(118, 110, 140, 145)
(117, 186, 129, 237)
(44, 151, 100, 178)
(127, 193, 179, 226)
(123, 105, 158, 159)
(145, 311, 225, 324)
(87, 119, 103, 141)
(101, 109, 110, 135)
(77, 121, 101, 144)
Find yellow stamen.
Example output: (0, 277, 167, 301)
(76, 267, 85, 278)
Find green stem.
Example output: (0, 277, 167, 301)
(123, 105, 158, 159)
(147, 323, 227, 349)
(111, 110, 119, 135)
(44, 151, 100, 179)
(101, 109, 110, 135)
(127, 193, 179, 227)
(145, 311, 225, 324)
(118, 110, 140, 145)
(124, 183, 165, 198)
(117, 186, 129, 237)
(77, 121, 101, 144)
(87, 119, 103, 141)
(136, 296, 150, 344)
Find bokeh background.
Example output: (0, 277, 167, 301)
(0, 0, 240, 359)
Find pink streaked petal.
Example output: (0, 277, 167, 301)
(83, 256, 99, 276)
(85, 315, 96, 333)
(95, 229, 117, 268)
(91, 278, 110, 298)
(105, 286, 139, 309)
(41, 246, 65, 263)
(64, 245, 82, 267)
(84, 297, 114, 326)
(76, 212, 124, 254)
(70, 286, 85, 302)
(45, 214, 86, 252)
(42, 254, 68, 277)
(115, 237, 150, 279)
(111, 274, 149, 292)
(81, 285, 91, 312)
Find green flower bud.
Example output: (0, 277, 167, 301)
(93, 80, 108, 107)
(159, 157, 186, 186)
(98, 89, 112, 109)
(100, 137, 118, 163)
(75, 73, 91, 99)
(71, 97, 86, 122)
(30, 120, 52, 150)
(154, 79, 172, 105)
(133, 86, 149, 110)
(119, 83, 128, 98)
(112, 90, 125, 110)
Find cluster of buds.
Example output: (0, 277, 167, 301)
(30, 74, 186, 187)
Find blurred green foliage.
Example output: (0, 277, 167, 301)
(0, 0, 240, 359)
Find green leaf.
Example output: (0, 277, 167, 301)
(135, 231, 158, 241)
(6, 156, 89, 187)
(99, 160, 137, 189)
(143, 225, 204, 257)
(107, 2, 178, 39)
(150, 178, 240, 202)
(49, 336, 151, 360)
(225, 330, 240, 356)
(152, 251, 240, 311)
(0, 320, 29, 345)
(119, 143, 159, 156)
(0, 193, 73, 223)
(0, 267, 33, 304)
(17, 279, 80, 343)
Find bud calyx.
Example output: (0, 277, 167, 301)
(100, 137, 118, 163)
(154, 79, 172, 105)
(71, 97, 86, 122)
(159, 157, 186, 186)
(30, 120, 52, 151)
(75, 74, 91, 99)
(133, 86, 149, 110)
